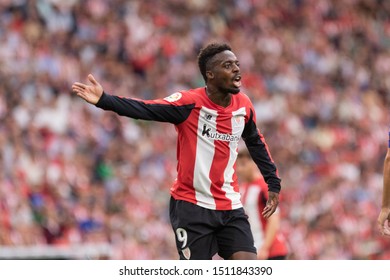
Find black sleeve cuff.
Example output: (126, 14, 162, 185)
(95, 91, 108, 108)
(268, 184, 281, 193)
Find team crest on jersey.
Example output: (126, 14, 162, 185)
(164, 92, 182, 102)
(233, 115, 244, 126)
(181, 247, 191, 260)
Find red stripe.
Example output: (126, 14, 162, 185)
(170, 108, 199, 203)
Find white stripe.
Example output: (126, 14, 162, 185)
(221, 107, 247, 209)
(244, 185, 264, 250)
(193, 107, 218, 209)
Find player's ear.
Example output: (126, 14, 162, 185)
(206, 70, 214, 80)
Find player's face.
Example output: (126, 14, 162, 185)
(207, 51, 241, 94)
(236, 156, 253, 182)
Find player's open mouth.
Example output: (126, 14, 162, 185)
(233, 75, 241, 88)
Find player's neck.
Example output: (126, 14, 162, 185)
(205, 86, 232, 108)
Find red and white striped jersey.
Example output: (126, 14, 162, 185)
(96, 87, 281, 210)
(241, 176, 288, 257)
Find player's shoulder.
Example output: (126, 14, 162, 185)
(179, 87, 209, 105)
(163, 88, 202, 104)
(234, 91, 253, 105)
(177, 87, 204, 99)
(185, 87, 206, 97)
(231, 92, 254, 115)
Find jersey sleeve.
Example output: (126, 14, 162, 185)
(242, 106, 282, 194)
(95, 91, 195, 125)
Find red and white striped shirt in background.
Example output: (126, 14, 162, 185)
(241, 176, 288, 258)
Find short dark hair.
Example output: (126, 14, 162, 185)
(197, 43, 232, 82)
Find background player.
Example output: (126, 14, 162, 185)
(237, 148, 288, 259)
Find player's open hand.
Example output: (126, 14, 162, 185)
(72, 74, 103, 105)
(262, 191, 279, 219)
(377, 208, 390, 237)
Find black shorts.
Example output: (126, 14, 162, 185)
(169, 197, 256, 260)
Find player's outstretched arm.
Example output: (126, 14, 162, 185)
(262, 191, 279, 219)
(378, 148, 390, 236)
(72, 74, 103, 105)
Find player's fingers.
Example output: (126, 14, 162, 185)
(75, 91, 86, 100)
(72, 88, 87, 98)
(263, 210, 273, 219)
(263, 212, 270, 219)
(72, 86, 82, 93)
(72, 86, 87, 95)
(88, 74, 98, 86)
(73, 82, 87, 89)
(262, 205, 275, 219)
(384, 228, 390, 236)
(71, 85, 80, 93)
(383, 220, 390, 236)
(378, 218, 390, 236)
(380, 225, 390, 236)
(378, 215, 389, 234)
(71, 86, 86, 98)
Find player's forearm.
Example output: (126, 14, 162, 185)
(244, 134, 281, 193)
(382, 151, 390, 209)
(95, 92, 192, 123)
(262, 214, 280, 250)
(242, 110, 281, 193)
(96, 92, 149, 119)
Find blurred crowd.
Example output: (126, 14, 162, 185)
(1, 0, 390, 259)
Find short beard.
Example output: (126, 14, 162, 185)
(219, 85, 240, 95)
(230, 88, 240, 94)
